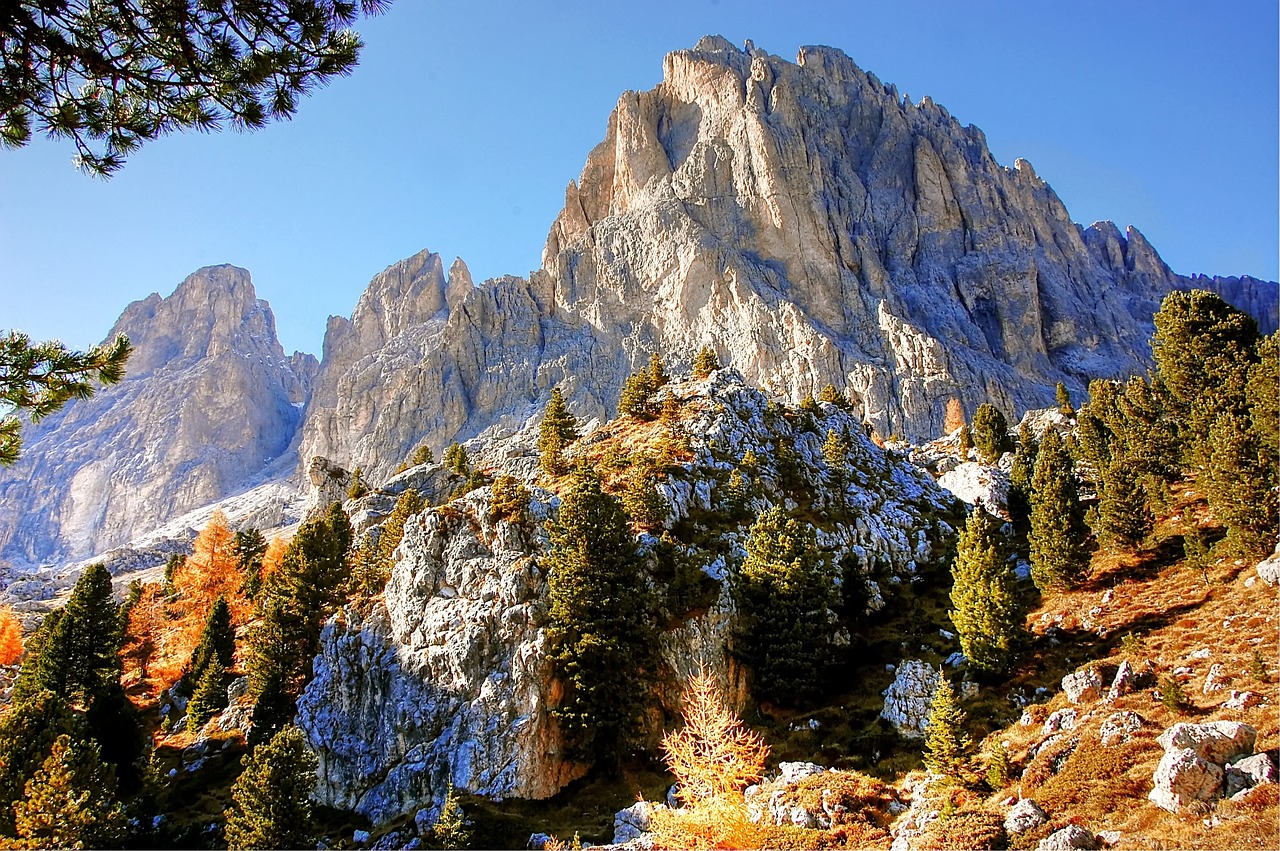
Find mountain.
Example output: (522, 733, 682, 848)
(300, 36, 1276, 485)
(0, 266, 315, 566)
(2, 36, 1274, 568)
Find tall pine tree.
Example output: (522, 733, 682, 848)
(1029, 429, 1092, 590)
(224, 726, 318, 851)
(12, 733, 127, 849)
(971, 404, 1012, 464)
(948, 509, 1024, 675)
(538, 387, 579, 475)
(730, 508, 838, 704)
(545, 468, 653, 763)
(923, 676, 972, 779)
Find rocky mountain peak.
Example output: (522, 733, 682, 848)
(0, 266, 314, 566)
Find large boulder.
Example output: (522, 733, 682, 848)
(1004, 798, 1048, 834)
(1037, 824, 1099, 851)
(1061, 666, 1103, 705)
(1156, 721, 1256, 765)
(881, 660, 941, 738)
(1148, 748, 1225, 812)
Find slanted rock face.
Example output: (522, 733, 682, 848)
(0, 265, 315, 566)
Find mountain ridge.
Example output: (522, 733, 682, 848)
(0, 36, 1275, 569)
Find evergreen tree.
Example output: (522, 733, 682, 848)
(430, 783, 472, 850)
(12, 733, 127, 849)
(621, 460, 670, 531)
(444, 442, 470, 477)
(971, 404, 1011, 464)
(163, 552, 185, 589)
(1007, 422, 1038, 536)
(183, 596, 235, 693)
(659, 395, 681, 428)
(490, 474, 531, 522)
(347, 466, 369, 500)
(818, 383, 850, 409)
(14, 564, 121, 708)
(246, 504, 352, 743)
(720, 468, 751, 520)
(367, 489, 423, 590)
(1117, 374, 1182, 484)
(1029, 429, 1093, 590)
(692, 346, 720, 379)
(1093, 457, 1153, 550)
(822, 429, 851, 491)
(224, 726, 319, 851)
(1204, 409, 1277, 554)
(0, 689, 79, 835)
(730, 508, 838, 704)
(619, 367, 655, 419)
(647, 352, 669, 388)
(187, 660, 230, 730)
(1247, 334, 1279, 466)
(538, 387, 579, 475)
(948, 509, 1024, 675)
(1074, 379, 1121, 477)
(235, 528, 268, 599)
(1055, 382, 1075, 417)
(1151, 290, 1258, 467)
(923, 676, 972, 779)
(545, 468, 653, 763)
(410, 444, 436, 467)
(0, 331, 131, 464)
(958, 423, 974, 453)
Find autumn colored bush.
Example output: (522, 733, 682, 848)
(915, 808, 1006, 850)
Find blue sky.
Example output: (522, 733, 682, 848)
(1, 0, 1276, 356)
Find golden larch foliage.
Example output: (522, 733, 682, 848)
(173, 510, 247, 624)
(0, 606, 24, 666)
(121, 583, 170, 697)
(258, 536, 288, 586)
(646, 669, 771, 850)
(944, 397, 966, 434)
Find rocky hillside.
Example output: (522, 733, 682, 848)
(0, 266, 316, 566)
(296, 367, 960, 824)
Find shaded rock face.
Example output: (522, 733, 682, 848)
(299, 37, 1276, 483)
(0, 265, 315, 566)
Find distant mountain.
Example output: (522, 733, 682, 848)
(2, 37, 1274, 568)
(0, 266, 315, 566)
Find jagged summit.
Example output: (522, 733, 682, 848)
(0, 265, 316, 566)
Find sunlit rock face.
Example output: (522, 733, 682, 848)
(0, 265, 314, 566)
(299, 37, 1276, 484)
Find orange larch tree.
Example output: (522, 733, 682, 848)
(0, 605, 24, 666)
(647, 668, 771, 850)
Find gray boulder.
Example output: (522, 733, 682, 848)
(1098, 711, 1144, 747)
(880, 661, 941, 738)
(1157, 721, 1256, 765)
(1226, 752, 1277, 799)
(1148, 748, 1225, 812)
(1037, 824, 1099, 850)
(1061, 666, 1103, 705)
(1004, 798, 1048, 834)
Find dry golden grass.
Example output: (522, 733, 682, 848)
(972, 483, 1280, 850)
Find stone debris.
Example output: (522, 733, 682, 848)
(1098, 711, 1144, 746)
(1004, 798, 1048, 834)
(1061, 666, 1103, 705)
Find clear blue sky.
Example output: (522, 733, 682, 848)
(1, 0, 1275, 357)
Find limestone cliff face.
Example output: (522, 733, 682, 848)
(297, 370, 959, 822)
(300, 37, 1276, 482)
(0, 266, 315, 565)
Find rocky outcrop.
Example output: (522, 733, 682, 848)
(298, 370, 956, 823)
(0, 266, 314, 566)
(880, 660, 941, 738)
(1061, 666, 1103, 705)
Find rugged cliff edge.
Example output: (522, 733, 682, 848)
(0, 266, 315, 566)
